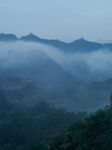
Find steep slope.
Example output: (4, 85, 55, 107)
(41, 107, 112, 150)
(1, 50, 81, 88)
(1, 33, 112, 113)
(0, 50, 86, 112)
(0, 49, 111, 113)
(0, 101, 87, 150)
(0, 50, 82, 88)
(104, 43, 112, 50)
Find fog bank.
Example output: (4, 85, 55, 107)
(0, 41, 112, 83)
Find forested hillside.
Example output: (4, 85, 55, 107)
(0, 95, 87, 150)
(36, 106, 112, 150)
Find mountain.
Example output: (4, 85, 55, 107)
(19, 33, 112, 53)
(0, 49, 111, 112)
(0, 50, 87, 112)
(69, 37, 103, 52)
(20, 33, 70, 52)
(0, 34, 112, 112)
(19, 34, 104, 53)
(0, 33, 18, 41)
(20, 33, 42, 42)
(0, 50, 82, 89)
(104, 43, 112, 50)
(0, 100, 87, 150)
(1, 33, 112, 53)
(40, 106, 112, 150)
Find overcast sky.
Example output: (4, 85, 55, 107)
(0, 0, 112, 42)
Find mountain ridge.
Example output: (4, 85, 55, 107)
(0, 49, 111, 113)
(0, 33, 18, 41)
(1, 33, 112, 53)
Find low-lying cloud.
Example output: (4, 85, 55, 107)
(0, 41, 112, 83)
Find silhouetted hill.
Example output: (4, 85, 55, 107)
(1, 33, 112, 53)
(19, 33, 112, 53)
(69, 37, 103, 52)
(20, 34, 104, 53)
(0, 33, 18, 41)
(20, 33, 70, 52)
(20, 33, 42, 42)
(104, 43, 112, 50)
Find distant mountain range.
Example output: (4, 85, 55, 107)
(0, 50, 86, 112)
(0, 33, 112, 53)
(0, 49, 111, 112)
(0, 33, 18, 41)
(1, 32, 112, 149)
(0, 50, 82, 89)
(0, 33, 112, 113)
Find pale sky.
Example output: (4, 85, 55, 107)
(0, 0, 112, 42)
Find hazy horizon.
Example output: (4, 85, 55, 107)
(0, 0, 112, 42)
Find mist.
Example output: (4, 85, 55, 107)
(0, 41, 112, 83)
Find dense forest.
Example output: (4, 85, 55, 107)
(1, 33, 112, 149)
(0, 91, 87, 150)
(35, 106, 112, 150)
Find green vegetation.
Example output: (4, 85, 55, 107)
(0, 94, 87, 150)
(37, 106, 112, 150)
